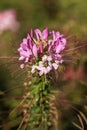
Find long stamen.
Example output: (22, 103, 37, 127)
(65, 44, 87, 52)
(0, 56, 18, 59)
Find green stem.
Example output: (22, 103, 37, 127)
(21, 75, 57, 130)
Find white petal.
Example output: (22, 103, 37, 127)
(48, 61, 52, 67)
(46, 66, 52, 73)
(39, 69, 44, 76)
(47, 56, 52, 61)
(31, 65, 37, 73)
(18, 47, 22, 51)
(25, 57, 29, 62)
(19, 56, 24, 60)
(20, 64, 24, 69)
(52, 63, 59, 70)
(55, 60, 59, 64)
(42, 55, 47, 62)
(39, 61, 43, 67)
(60, 60, 63, 63)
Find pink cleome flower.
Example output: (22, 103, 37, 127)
(0, 9, 19, 33)
(18, 28, 66, 75)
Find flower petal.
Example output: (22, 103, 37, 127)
(47, 56, 52, 61)
(42, 28, 48, 40)
(32, 44, 38, 57)
(42, 55, 47, 62)
(34, 29, 42, 40)
(20, 64, 24, 69)
(52, 63, 59, 70)
(19, 56, 24, 60)
(31, 65, 37, 73)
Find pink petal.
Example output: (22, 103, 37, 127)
(52, 31, 60, 41)
(32, 44, 38, 57)
(30, 29, 33, 37)
(42, 28, 48, 40)
(21, 43, 27, 50)
(61, 38, 66, 45)
(29, 39, 33, 49)
(22, 38, 27, 45)
(56, 45, 62, 53)
(34, 29, 42, 40)
(27, 29, 33, 40)
(20, 49, 32, 58)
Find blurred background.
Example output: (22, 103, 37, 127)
(0, 0, 87, 130)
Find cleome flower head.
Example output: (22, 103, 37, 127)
(18, 28, 66, 75)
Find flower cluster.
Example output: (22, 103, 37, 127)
(18, 28, 66, 76)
